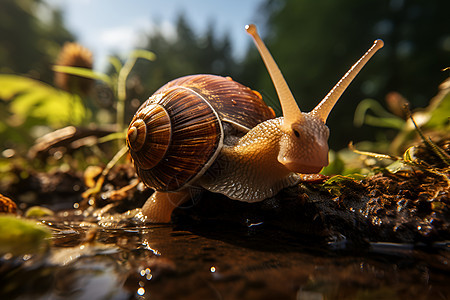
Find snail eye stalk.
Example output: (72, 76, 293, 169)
(246, 24, 303, 128)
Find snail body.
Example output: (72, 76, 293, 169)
(127, 25, 384, 222)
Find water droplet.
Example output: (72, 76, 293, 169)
(137, 287, 145, 296)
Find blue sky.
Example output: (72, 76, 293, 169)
(45, 0, 265, 70)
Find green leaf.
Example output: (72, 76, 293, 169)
(53, 65, 113, 86)
(403, 146, 415, 163)
(0, 74, 44, 101)
(321, 151, 345, 175)
(0, 215, 51, 256)
(25, 206, 55, 218)
(0, 74, 88, 127)
(386, 160, 411, 173)
(426, 91, 450, 129)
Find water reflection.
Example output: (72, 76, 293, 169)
(1, 223, 450, 299)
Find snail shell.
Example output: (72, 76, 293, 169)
(126, 75, 275, 191)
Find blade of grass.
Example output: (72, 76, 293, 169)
(406, 105, 450, 166)
(53, 65, 113, 87)
(130, 49, 156, 61)
(116, 50, 156, 133)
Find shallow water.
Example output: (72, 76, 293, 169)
(2, 217, 450, 300)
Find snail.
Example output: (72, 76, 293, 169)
(126, 24, 384, 223)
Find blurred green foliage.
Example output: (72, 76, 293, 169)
(0, 74, 87, 147)
(53, 49, 156, 132)
(322, 80, 450, 175)
(0, 0, 77, 151)
(356, 80, 450, 154)
(353, 99, 404, 130)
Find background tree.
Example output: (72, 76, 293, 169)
(0, 0, 74, 82)
(135, 14, 237, 92)
(127, 14, 238, 120)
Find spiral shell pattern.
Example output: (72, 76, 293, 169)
(127, 75, 275, 191)
(127, 86, 222, 191)
(127, 104, 171, 170)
